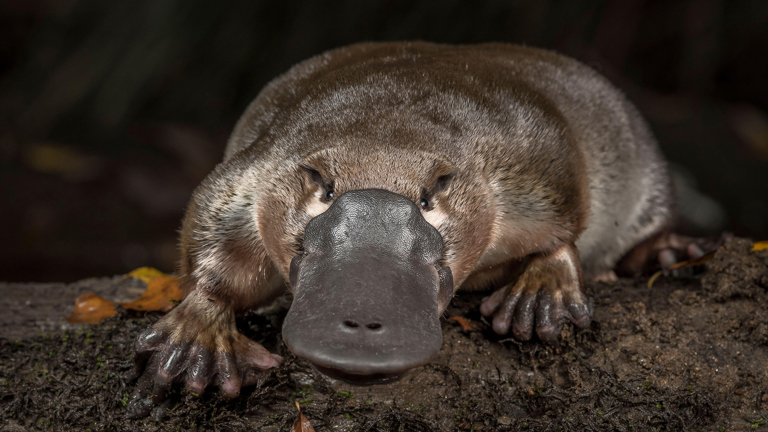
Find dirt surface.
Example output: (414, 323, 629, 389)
(1, 238, 767, 431)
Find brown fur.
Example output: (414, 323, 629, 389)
(192, 43, 626, 305)
(130, 42, 675, 413)
(168, 41, 675, 339)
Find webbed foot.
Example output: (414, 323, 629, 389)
(655, 232, 731, 269)
(479, 244, 592, 345)
(126, 290, 283, 419)
(617, 231, 732, 275)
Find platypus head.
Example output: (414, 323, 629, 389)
(282, 188, 453, 385)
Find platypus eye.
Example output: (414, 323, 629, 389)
(420, 198, 429, 209)
(326, 190, 334, 199)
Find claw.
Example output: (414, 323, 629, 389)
(534, 303, 558, 342)
(185, 345, 213, 394)
(152, 399, 172, 422)
(659, 248, 677, 269)
(125, 292, 283, 418)
(480, 287, 508, 317)
(156, 344, 188, 383)
(136, 328, 165, 351)
(492, 313, 511, 335)
(216, 351, 242, 398)
(489, 288, 521, 335)
(567, 301, 592, 329)
(479, 244, 592, 344)
(150, 379, 170, 405)
(687, 243, 705, 259)
(126, 388, 154, 419)
(511, 294, 536, 341)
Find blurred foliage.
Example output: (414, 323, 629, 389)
(1, 0, 766, 281)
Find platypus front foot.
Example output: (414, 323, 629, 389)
(479, 244, 592, 345)
(126, 290, 283, 419)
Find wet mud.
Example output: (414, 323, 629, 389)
(1, 238, 767, 431)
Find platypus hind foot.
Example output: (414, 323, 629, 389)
(616, 231, 733, 275)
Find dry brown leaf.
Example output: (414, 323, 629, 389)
(291, 401, 316, 432)
(68, 268, 183, 325)
(752, 240, 768, 251)
(66, 292, 117, 324)
(447, 316, 474, 332)
(125, 266, 169, 283)
(119, 275, 182, 312)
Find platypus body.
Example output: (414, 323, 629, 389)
(128, 42, 675, 417)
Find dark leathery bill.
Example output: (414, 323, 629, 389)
(283, 189, 453, 384)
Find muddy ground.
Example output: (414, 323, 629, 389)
(1, 238, 767, 431)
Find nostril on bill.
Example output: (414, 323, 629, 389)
(343, 320, 360, 329)
(340, 320, 383, 332)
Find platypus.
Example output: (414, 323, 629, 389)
(127, 42, 701, 417)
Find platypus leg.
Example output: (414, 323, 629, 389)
(126, 162, 286, 419)
(616, 231, 732, 275)
(126, 286, 283, 419)
(479, 243, 591, 345)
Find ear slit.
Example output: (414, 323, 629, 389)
(425, 171, 455, 198)
(433, 172, 455, 194)
(299, 164, 326, 185)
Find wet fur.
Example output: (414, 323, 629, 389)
(200, 42, 670, 300)
(129, 42, 673, 416)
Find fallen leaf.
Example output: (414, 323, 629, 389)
(66, 293, 117, 324)
(120, 275, 182, 312)
(752, 241, 768, 251)
(291, 401, 316, 432)
(125, 266, 170, 283)
(448, 316, 474, 332)
(67, 268, 182, 324)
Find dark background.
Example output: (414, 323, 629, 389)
(1, 0, 766, 283)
